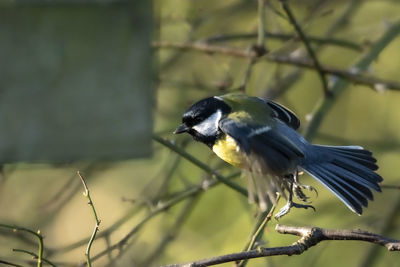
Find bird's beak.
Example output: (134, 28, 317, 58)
(174, 124, 190, 134)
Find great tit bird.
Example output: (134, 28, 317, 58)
(174, 93, 382, 218)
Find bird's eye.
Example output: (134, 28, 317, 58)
(191, 117, 202, 125)
(184, 116, 201, 127)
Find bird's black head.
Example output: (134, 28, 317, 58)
(174, 96, 231, 147)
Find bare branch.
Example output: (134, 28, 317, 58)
(237, 53, 256, 93)
(303, 20, 400, 140)
(77, 171, 101, 267)
(257, 0, 267, 49)
(152, 135, 248, 197)
(279, 0, 330, 96)
(163, 225, 400, 267)
(153, 41, 400, 92)
(265, 0, 364, 99)
(141, 196, 199, 266)
(236, 194, 280, 267)
(153, 41, 252, 57)
(275, 224, 400, 250)
(382, 184, 400, 190)
(88, 170, 241, 264)
(204, 32, 363, 51)
(0, 259, 23, 267)
(0, 224, 44, 267)
(358, 193, 400, 267)
(12, 249, 56, 267)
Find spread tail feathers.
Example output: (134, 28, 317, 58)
(300, 145, 382, 215)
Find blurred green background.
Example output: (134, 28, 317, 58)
(1, 0, 400, 266)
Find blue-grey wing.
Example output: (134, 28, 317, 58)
(219, 118, 304, 174)
(258, 98, 300, 130)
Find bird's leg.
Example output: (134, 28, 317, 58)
(274, 181, 294, 219)
(293, 171, 318, 200)
(275, 171, 316, 219)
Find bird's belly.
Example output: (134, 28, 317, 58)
(212, 135, 248, 169)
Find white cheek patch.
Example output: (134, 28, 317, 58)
(192, 109, 222, 136)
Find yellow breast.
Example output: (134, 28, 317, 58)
(212, 134, 247, 169)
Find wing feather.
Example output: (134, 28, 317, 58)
(219, 117, 304, 174)
(257, 97, 300, 130)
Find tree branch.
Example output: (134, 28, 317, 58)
(88, 171, 241, 264)
(0, 259, 23, 267)
(358, 193, 400, 267)
(140, 196, 200, 266)
(153, 41, 400, 91)
(265, 0, 363, 99)
(152, 135, 248, 197)
(279, 0, 330, 96)
(275, 224, 400, 250)
(257, 0, 267, 49)
(77, 171, 101, 267)
(381, 184, 400, 190)
(204, 32, 363, 51)
(303, 20, 400, 140)
(236, 194, 280, 267)
(0, 224, 44, 267)
(12, 249, 56, 267)
(163, 225, 400, 267)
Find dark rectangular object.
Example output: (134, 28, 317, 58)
(0, 2, 153, 162)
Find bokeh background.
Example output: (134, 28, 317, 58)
(1, 0, 400, 266)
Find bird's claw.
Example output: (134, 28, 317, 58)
(274, 201, 316, 220)
(291, 202, 316, 212)
(293, 184, 318, 202)
(300, 184, 318, 197)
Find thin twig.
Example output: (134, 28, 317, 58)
(153, 41, 400, 91)
(0, 259, 23, 267)
(303, 20, 400, 140)
(325, 0, 362, 36)
(12, 249, 56, 267)
(257, 0, 266, 48)
(316, 132, 400, 151)
(54, 203, 145, 255)
(236, 0, 267, 93)
(204, 32, 363, 51)
(163, 225, 400, 267)
(265, 0, 363, 99)
(77, 171, 101, 267)
(266, 54, 400, 92)
(0, 224, 44, 267)
(153, 41, 253, 57)
(237, 194, 281, 267)
(55, 160, 171, 255)
(141, 196, 200, 266)
(358, 193, 400, 267)
(89, 172, 241, 264)
(238, 57, 256, 92)
(381, 184, 400, 190)
(55, 155, 239, 257)
(279, 0, 329, 96)
(152, 135, 248, 197)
